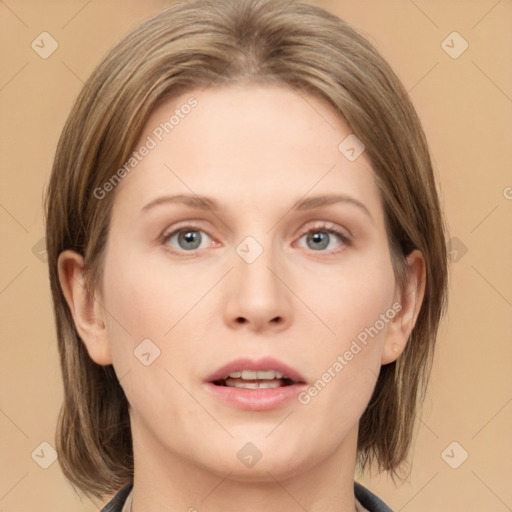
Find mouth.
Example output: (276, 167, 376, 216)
(212, 369, 298, 389)
(204, 357, 307, 410)
(206, 357, 307, 388)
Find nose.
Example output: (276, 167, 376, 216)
(223, 246, 293, 334)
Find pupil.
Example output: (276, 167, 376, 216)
(179, 230, 201, 250)
(307, 231, 329, 250)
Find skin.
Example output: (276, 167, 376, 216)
(58, 84, 425, 512)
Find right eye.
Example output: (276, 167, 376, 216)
(163, 227, 217, 252)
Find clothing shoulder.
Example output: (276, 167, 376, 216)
(355, 482, 394, 512)
(100, 481, 392, 512)
(100, 483, 133, 512)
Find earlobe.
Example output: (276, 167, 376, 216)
(57, 250, 113, 366)
(381, 249, 426, 365)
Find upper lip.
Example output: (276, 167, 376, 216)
(205, 357, 307, 384)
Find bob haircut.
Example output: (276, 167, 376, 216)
(45, 0, 448, 500)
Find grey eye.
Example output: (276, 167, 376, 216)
(306, 231, 330, 250)
(298, 229, 346, 251)
(165, 229, 213, 251)
(178, 230, 202, 250)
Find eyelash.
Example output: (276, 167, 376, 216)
(293, 221, 352, 254)
(161, 221, 352, 256)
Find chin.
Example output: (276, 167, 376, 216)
(213, 456, 312, 484)
(196, 437, 318, 483)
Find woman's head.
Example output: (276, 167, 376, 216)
(45, 0, 448, 499)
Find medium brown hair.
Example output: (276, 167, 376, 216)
(45, 0, 448, 499)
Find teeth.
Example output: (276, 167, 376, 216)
(228, 370, 285, 380)
(225, 379, 282, 389)
(258, 380, 281, 389)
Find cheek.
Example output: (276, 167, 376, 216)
(100, 245, 210, 358)
(295, 251, 396, 423)
(104, 241, 215, 328)
(99, 247, 209, 420)
(303, 245, 397, 346)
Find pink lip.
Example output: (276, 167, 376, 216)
(203, 382, 307, 411)
(204, 357, 307, 384)
(203, 357, 307, 411)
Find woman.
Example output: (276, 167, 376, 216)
(45, 1, 448, 511)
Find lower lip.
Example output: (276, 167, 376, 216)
(203, 382, 307, 411)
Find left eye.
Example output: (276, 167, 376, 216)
(297, 229, 347, 251)
(164, 228, 214, 251)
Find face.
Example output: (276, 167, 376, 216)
(86, 84, 406, 481)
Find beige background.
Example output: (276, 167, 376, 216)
(1, 0, 511, 510)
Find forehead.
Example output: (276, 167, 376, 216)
(111, 83, 381, 217)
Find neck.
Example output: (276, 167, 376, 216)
(129, 418, 360, 512)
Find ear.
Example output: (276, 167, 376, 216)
(57, 250, 113, 365)
(381, 249, 426, 365)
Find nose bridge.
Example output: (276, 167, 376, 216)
(223, 233, 292, 331)
(235, 236, 282, 304)
(238, 243, 279, 294)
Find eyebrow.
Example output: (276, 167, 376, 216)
(141, 193, 373, 221)
(142, 194, 218, 212)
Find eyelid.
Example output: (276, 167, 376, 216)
(296, 220, 352, 243)
(161, 219, 214, 237)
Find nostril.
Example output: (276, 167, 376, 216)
(234, 316, 282, 325)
